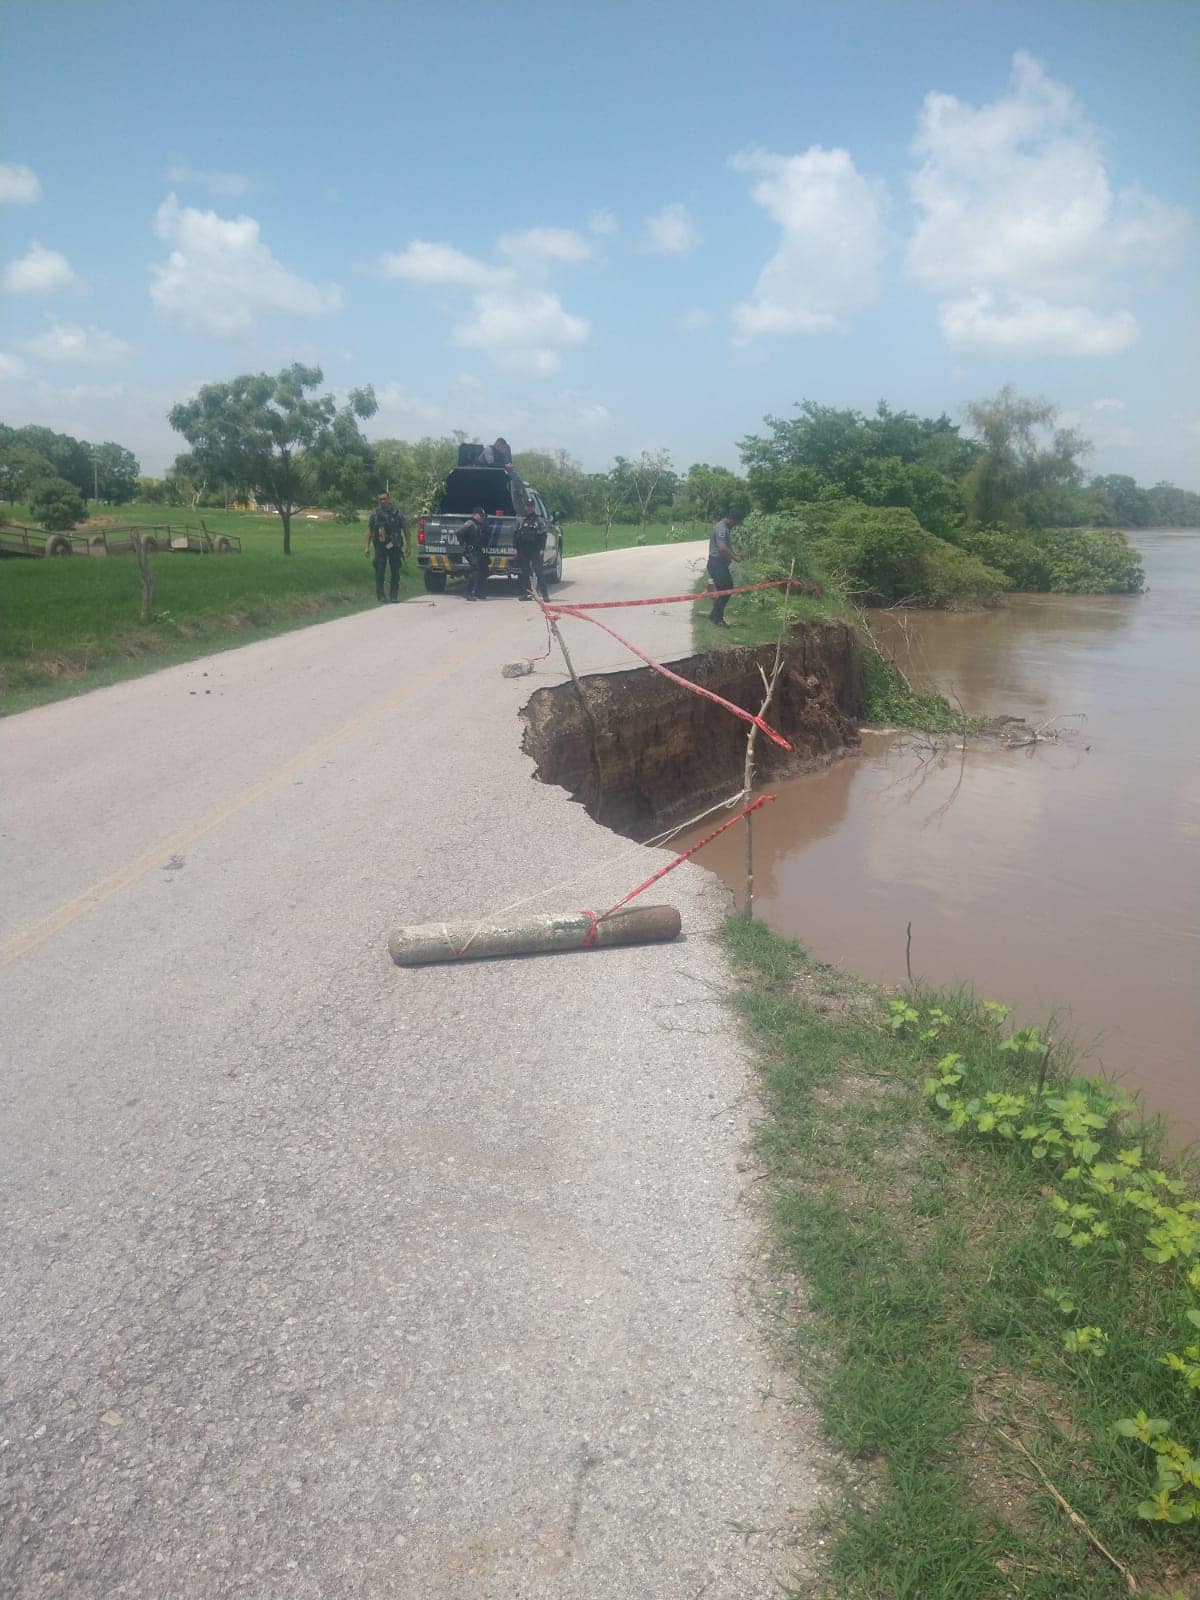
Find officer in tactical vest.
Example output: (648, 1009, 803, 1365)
(515, 499, 549, 602)
(461, 507, 491, 601)
(364, 492, 410, 603)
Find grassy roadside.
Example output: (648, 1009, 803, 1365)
(0, 505, 684, 714)
(722, 917, 1199, 1600)
(687, 551, 973, 732)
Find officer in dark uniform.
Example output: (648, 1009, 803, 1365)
(364, 492, 410, 603)
(461, 506, 491, 601)
(514, 499, 549, 602)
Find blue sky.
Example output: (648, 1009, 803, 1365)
(1, 0, 1197, 488)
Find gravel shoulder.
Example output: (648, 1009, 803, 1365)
(0, 544, 823, 1598)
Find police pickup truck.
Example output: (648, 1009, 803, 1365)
(416, 454, 564, 595)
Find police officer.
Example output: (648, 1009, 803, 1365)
(515, 499, 549, 603)
(461, 506, 491, 601)
(364, 491, 410, 603)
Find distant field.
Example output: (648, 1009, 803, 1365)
(0, 503, 409, 713)
(0, 506, 690, 713)
(562, 520, 705, 557)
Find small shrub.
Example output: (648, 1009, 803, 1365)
(28, 476, 86, 531)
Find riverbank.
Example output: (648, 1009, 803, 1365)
(688, 529, 1200, 1146)
(724, 916, 1199, 1600)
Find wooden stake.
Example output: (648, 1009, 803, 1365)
(133, 530, 154, 622)
(547, 610, 606, 824)
(742, 563, 794, 919)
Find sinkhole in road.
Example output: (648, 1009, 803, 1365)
(520, 623, 866, 841)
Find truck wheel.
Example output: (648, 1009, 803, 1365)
(549, 543, 563, 585)
(44, 534, 72, 557)
(423, 570, 447, 594)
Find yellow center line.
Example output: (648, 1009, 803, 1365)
(1, 616, 523, 969)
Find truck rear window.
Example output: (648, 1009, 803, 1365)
(439, 468, 527, 516)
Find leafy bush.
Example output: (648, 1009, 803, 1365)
(740, 502, 1007, 609)
(733, 510, 823, 583)
(807, 501, 1008, 608)
(28, 476, 86, 531)
(960, 526, 1052, 591)
(1042, 526, 1145, 593)
(960, 524, 1144, 594)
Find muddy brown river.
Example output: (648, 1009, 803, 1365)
(691, 529, 1199, 1147)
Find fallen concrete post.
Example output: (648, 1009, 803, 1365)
(388, 904, 681, 966)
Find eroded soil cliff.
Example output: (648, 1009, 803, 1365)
(521, 621, 865, 839)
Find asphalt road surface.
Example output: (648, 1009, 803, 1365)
(1, 543, 822, 1599)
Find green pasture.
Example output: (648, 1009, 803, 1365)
(0, 505, 687, 714)
(0, 503, 405, 713)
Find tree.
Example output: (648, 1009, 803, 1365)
(168, 364, 377, 553)
(609, 450, 677, 525)
(511, 448, 591, 521)
(165, 451, 207, 508)
(29, 476, 87, 531)
(962, 386, 1090, 529)
(91, 441, 140, 504)
(585, 471, 627, 546)
(738, 400, 979, 522)
(0, 440, 57, 503)
(370, 435, 463, 515)
(677, 463, 749, 525)
(11, 425, 92, 496)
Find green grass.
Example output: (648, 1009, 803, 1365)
(560, 519, 696, 557)
(721, 917, 1199, 1600)
(0, 506, 689, 713)
(687, 553, 980, 732)
(0, 502, 408, 712)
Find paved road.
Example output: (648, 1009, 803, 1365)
(1, 544, 821, 1599)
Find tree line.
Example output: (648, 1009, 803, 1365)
(0, 423, 140, 529)
(3, 368, 1197, 555)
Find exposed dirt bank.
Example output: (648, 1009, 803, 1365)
(521, 620, 865, 838)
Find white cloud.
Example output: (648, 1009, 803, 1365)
(57, 381, 127, 405)
(165, 162, 256, 198)
(675, 305, 712, 333)
(936, 290, 1138, 356)
(452, 289, 588, 376)
(375, 239, 501, 288)
(1092, 398, 1124, 412)
(642, 202, 699, 256)
(3, 241, 79, 296)
(907, 52, 1188, 355)
(730, 146, 888, 336)
(381, 226, 592, 377)
(0, 351, 29, 383)
(150, 194, 342, 337)
(587, 209, 618, 236)
(497, 227, 595, 266)
(0, 163, 41, 203)
(374, 374, 444, 425)
(24, 322, 135, 366)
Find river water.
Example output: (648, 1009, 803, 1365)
(691, 530, 1199, 1146)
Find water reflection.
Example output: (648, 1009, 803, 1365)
(688, 532, 1200, 1147)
